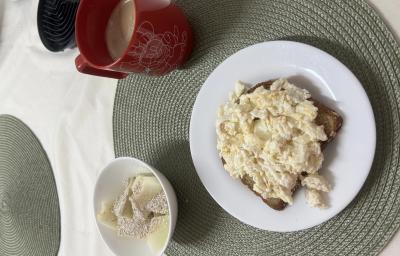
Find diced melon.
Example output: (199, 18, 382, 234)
(113, 177, 136, 218)
(131, 175, 163, 207)
(147, 215, 169, 253)
(97, 200, 117, 230)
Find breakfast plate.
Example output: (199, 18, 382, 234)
(189, 41, 376, 232)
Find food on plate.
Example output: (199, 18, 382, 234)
(216, 78, 342, 210)
(97, 174, 169, 253)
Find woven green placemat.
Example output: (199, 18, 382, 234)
(0, 115, 60, 256)
(113, 0, 400, 255)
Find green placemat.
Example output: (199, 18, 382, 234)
(113, 0, 400, 255)
(0, 115, 60, 256)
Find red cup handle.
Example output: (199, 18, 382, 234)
(75, 55, 128, 79)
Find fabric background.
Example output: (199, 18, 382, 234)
(0, 0, 400, 255)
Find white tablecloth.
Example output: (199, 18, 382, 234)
(0, 0, 399, 255)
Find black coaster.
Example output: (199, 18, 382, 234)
(37, 0, 79, 52)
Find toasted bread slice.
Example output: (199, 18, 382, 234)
(222, 80, 343, 210)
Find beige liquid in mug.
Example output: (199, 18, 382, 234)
(105, 0, 135, 60)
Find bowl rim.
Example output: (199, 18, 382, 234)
(93, 156, 176, 256)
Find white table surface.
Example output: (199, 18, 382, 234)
(0, 0, 399, 255)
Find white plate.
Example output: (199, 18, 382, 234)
(189, 41, 376, 232)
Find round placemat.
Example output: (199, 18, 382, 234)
(113, 0, 400, 255)
(0, 115, 60, 255)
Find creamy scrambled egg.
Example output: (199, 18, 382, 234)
(216, 79, 331, 208)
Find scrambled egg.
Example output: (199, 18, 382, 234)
(216, 79, 331, 208)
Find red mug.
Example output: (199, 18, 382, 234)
(75, 0, 193, 79)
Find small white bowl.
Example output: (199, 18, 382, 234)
(93, 157, 178, 256)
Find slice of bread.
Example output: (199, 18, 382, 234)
(222, 80, 343, 210)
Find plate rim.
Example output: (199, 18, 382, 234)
(189, 40, 376, 232)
